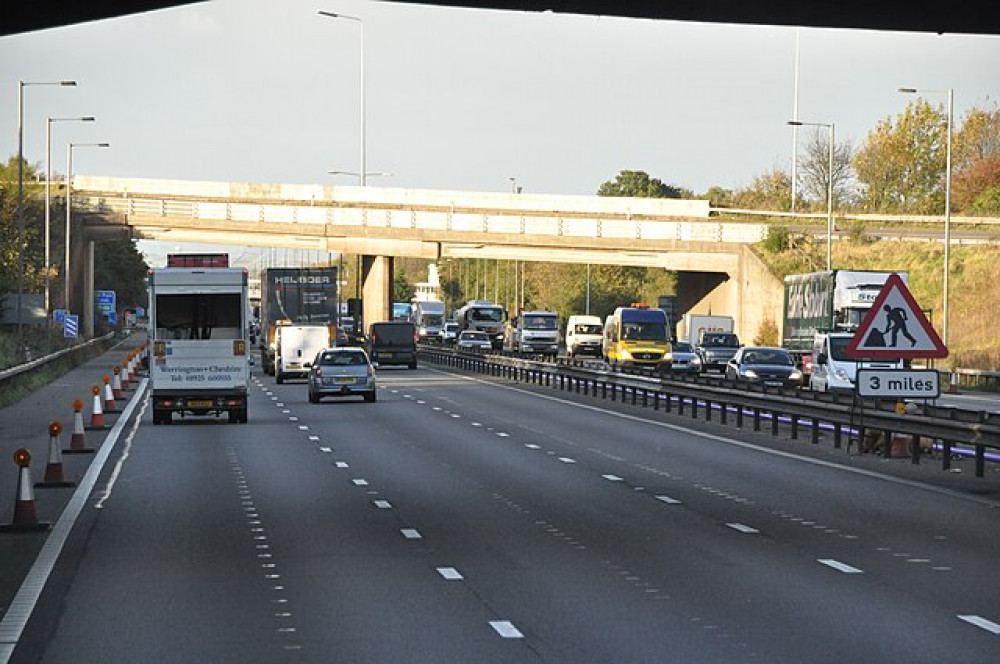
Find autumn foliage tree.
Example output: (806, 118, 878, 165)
(853, 99, 948, 214)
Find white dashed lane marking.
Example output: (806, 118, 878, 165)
(373, 500, 392, 509)
(655, 495, 682, 505)
(727, 523, 759, 534)
(602, 474, 624, 482)
(489, 621, 524, 639)
(957, 615, 1000, 635)
(436, 567, 464, 580)
(401, 529, 422, 539)
(818, 559, 863, 574)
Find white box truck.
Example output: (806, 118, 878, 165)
(149, 259, 251, 424)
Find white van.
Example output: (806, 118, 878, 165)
(275, 324, 333, 384)
(809, 332, 902, 393)
(565, 315, 604, 358)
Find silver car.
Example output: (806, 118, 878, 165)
(668, 341, 703, 373)
(456, 330, 492, 352)
(307, 348, 377, 403)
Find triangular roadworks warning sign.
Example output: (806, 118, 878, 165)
(846, 273, 947, 359)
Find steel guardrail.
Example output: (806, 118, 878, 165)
(0, 332, 115, 383)
(421, 346, 1000, 478)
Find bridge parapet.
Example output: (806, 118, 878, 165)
(73, 176, 766, 249)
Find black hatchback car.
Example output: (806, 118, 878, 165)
(725, 346, 804, 388)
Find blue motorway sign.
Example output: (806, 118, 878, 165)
(53, 308, 67, 323)
(96, 290, 116, 315)
(64, 314, 79, 339)
(107, 310, 117, 326)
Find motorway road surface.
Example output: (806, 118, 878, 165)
(2, 357, 999, 662)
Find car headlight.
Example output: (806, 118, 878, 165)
(691, 357, 702, 366)
(789, 370, 803, 381)
(833, 368, 851, 381)
(744, 369, 758, 379)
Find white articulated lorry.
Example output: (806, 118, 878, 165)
(148, 254, 251, 424)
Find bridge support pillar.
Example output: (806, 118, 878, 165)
(361, 255, 393, 329)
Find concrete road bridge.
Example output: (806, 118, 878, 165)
(71, 175, 784, 340)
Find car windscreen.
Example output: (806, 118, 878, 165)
(370, 324, 414, 346)
(320, 352, 367, 366)
(471, 308, 504, 322)
(463, 332, 488, 340)
(828, 335, 877, 361)
(673, 342, 693, 352)
(621, 321, 666, 341)
(743, 349, 793, 366)
(523, 315, 558, 330)
(702, 333, 738, 347)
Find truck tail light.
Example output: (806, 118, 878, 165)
(233, 340, 246, 356)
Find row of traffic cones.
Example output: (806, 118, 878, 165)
(1, 344, 149, 532)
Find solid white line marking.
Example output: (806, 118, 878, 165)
(727, 523, 759, 534)
(819, 559, 863, 574)
(401, 529, 422, 539)
(373, 500, 392, 509)
(437, 567, 464, 580)
(489, 621, 524, 639)
(655, 495, 682, 505)
(0, 379, 147, 663)
(602, 474, 623, 482)
(558, 457, 576, 464)
(957, 615, 1000, 635)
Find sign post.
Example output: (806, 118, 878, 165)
(847, 274, 948, 460)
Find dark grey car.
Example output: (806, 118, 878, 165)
(725, 346, 804, 388)
(307, 348, 377, 403)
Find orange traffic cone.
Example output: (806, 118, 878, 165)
(120, 361, 131, 391)
(0, 449, 51, 532)
(102, 374, 119, 414)
(112, 367, 124, 399)
(128, 353, 138, 382)
(36, 421, 76, 488)
(87, 385, 107, 429)
(67, 399, 96, 453)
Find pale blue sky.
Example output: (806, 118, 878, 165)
(3, 0, 998, 198)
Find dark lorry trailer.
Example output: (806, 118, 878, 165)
(365, 322, 418, 369)
(259, 267, 339, 374)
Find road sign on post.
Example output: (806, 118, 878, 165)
(846, 274, 947, 359)
(64, 314, 78, 339)
(95, 290, 116, 316)
(857, 369, 940, 399)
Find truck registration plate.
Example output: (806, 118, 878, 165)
(188, 399, 213, 408)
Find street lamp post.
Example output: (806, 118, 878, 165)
(318, 11, 366, 186)
(787, 120, 835, 271)
(899, 86, 953, 348)
(65, 142, 110, 314)
(16, 79, 76, 351)
(46, 116, 95, 314)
